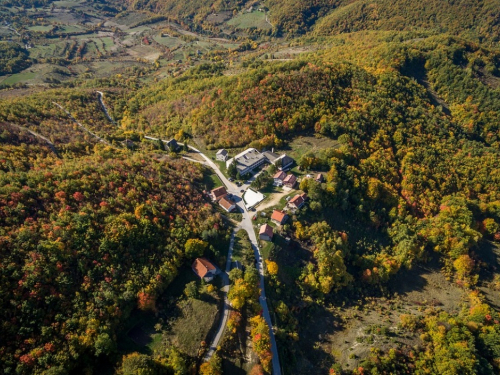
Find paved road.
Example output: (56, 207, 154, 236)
(96, 91, 117, 125)
(8, 123, 59, 157)
(185, 145, 282, 375)
(143, 136, 281, 374)
(204, 229, 237, 360)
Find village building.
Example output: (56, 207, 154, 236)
(273, 170, 286, 186)
(219, 196, 236, 212)
(210, 186, 227, 202)
(262, 151, 294, 171)
(271, 210, 288, 225)
(288, 193, 307, 210)
(283, 174, 297, 188)
(166, 139, 180, 152)
(192, 258, 219, 282)
(259, 224, 274, 241)
(227, 148, 295, 176)
(216, 149, 229, 161)
(226, 148, 267, 176)
(315, 173, 324, 183)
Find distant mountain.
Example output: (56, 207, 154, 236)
(118, 0, 500, 41)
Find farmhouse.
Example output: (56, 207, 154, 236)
(210, 186, 227, 201)
(273, 171, 286, 186)
(288, 193, 306, 210)
(192, 258, 219, 282)
(216, 149, 229, 161)
(259, 224, 274, 241)
(283, 174, 297, 188)
(271, 210, 288, 225)
(219, 196, 236, 212)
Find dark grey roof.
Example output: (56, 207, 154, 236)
(216, 149, 228, 156)
(166, 139, 179, 150)
(262, 151, 279, 163)
(235, 149, 267, 169)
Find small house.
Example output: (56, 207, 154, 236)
(271, 210, 288, 225)
(166, 139, 180, 152)
(315, 173, 324, 183)
(273, 171, 286, 186)
(277, 155, 294, 171)
(216, 149, 229, 161)
(288, 193, 306, 210)
(210, 186, 227, 201)
(283, 174, 297, 188)
(259, 224, 274, 241)
(192, 258, 219, 282)
(219, 196, 236, 212)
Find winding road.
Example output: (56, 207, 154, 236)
(96, 91, 117, 125)
(143, 136, 282, 374)
(95, 93, 281, 372)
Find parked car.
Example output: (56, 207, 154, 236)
(229, 177, 234, 182)
(240, 189, 245, 193)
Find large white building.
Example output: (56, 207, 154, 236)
(226, 148, 268, 175)
(226, 148, 294, 176)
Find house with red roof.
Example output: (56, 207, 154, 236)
(210, 186, 227, 202)
(192, 258, 219, 282)
(288, 193, 306, 210)
(259, 224, 274, 241)
(271, 210, 288, 225)
(283, 174, 297, 188)
(273, 171, 286, 186)
(219, 196, 236, 212)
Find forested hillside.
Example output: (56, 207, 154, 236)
(1, 0, 500, 374)
(313, 0, 500, 43)
(0, 132, 226, 373)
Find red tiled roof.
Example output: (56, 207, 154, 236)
(271, 210, 287, 224)
(289, 194, 304, 207)
(273, 171, 286, 180)
(192, 258, 216, 278)
(259, 223, 274, 238)
(211, 186, 227, 199)
(283, 174, 297, 184)
(219, 196, 235, 211)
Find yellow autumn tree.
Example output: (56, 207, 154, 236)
(266, 260, 278, 276)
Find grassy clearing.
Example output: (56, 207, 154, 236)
(28, 25, 53, 32)
(202, 169, 223, 190)
(166, 297, 219, 356)
(153, 35, 184, 48)
(119, 266, 222, 359)
(29, 42, 68, 59)
(233, 230, 254, 267)
(101, 37, 114, 50)
(227, 11, 271, 30)
(283, 134, 341, 161)
(0, 71, 37, 85)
